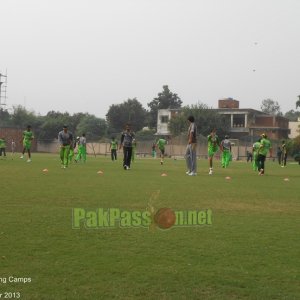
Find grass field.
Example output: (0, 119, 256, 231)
(0, 153, 299, 300)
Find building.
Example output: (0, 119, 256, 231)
(156, 98, 290, 140)
(215, 98, 290, 140)
(156, 108, 181, 136)
(288, 118, 300, 139)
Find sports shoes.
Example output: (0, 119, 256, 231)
(259, 169, 264, 175)
(188, 172, 197, 176)
(209, 169, 213, 175)
(27, 159, 31, 163)
(126, 166, 130, 170)
(20, 155, 24, 159)
(186, 171, 191, 175)
(160, 161, 163, 165)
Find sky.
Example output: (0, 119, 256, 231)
(1, 0, 300, 118)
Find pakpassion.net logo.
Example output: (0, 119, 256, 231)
(72, 208, 212, 230)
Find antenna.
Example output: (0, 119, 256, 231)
(0, 70, 8, 108)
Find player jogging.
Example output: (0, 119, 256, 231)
(280, 140, 287, 167)
(156, 137, 167, 165)
(207, 129, 220, 175)
(257, 133, 272, 175)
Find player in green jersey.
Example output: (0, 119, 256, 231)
(0, 137, 6, 158)
(280, 140, 287, 167)
(252, 139, 261, 171)
(220, 135, 231, 168)
(156, 137, 167, 165)
(109, 137, 118, 161)
(257, 133, 272, 175)
(207, 129, 220, 175)
(75, 134, 87, 163)
(20, 125, 34, 162)
(58, 125, 73, 168)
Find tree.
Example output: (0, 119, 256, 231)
(76, 115, 107, 141)
(147, 85, 182, 129)
(284, 109, 300, 121)
(169, 103, 230, 137)
(260, 99, 282, 116)
(0, 108, 11, 126)
(106, 98, 147, 133)
(296, 95, 300, 109)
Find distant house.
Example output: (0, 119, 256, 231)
(156, 108, 181, 136)
(288, 118, 300, 139)
(215, 98, 290, 140)
(156, 98, 290, 140)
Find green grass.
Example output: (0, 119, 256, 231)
(0, 153, 299, 299)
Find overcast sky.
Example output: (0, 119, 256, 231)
(1, 0, 300, 118)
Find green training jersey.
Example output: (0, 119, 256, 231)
(207, 134, 220, 151)
(23, 130, 34, 143)
(111, 140, 118, 150)
(253, 142, 260, 154)
(259, 138, 271, 156)
(157, 139, 167, 149)
(0, 138, 5, 148)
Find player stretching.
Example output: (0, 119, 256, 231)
(20, 125, 34, 162)
(207, 129, 220, 175)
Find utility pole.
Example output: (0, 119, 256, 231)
(0, 71, 8, 108)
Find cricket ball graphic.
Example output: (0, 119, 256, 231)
(154, 207, 176, 229)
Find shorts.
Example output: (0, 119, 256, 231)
(208, 148, 218, 158)
(23, 142, 31, 150)
(159, 148, 165, 155)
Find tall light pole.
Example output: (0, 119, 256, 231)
(0, 71, 8, 108)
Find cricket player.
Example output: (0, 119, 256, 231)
(20, 125, 34, 162)
(257, 133, 272, 175)
(252, 139, 261, 171)
(156, 137, 167, 165)
(280, 140, 287, 167)
(221, 135, 231, 168)
(207, 129, 220, 175)
(0, 137, 6, 158)
(119, 124, 135, 170)
(185, 116, 197, 176)
(69, 136, 78, 163)
(109, 137, 118, 161)
(75, 134, 87, 163)
(58, 125, 73, 168)
(131, 138, 137, 162)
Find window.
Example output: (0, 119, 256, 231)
(161, 116, 169, 123)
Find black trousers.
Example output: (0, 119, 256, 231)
(257, 154, 266, 172)
(111, 149, 117, 161)
(123, 147, 132, 167)
(0, 148, 6, 156)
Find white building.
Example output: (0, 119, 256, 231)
(156, 108, 181, 135)
(288, 118, 300, 138)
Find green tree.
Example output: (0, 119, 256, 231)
(0, 108, 11, 126)
(296, 95, 300, 109)
(106, 98, 147, 133)
(284, 109, 300, 121)
(76, 115, 107, 141)
(260, 99, 282, 116)
(147, 85, 182, 129)
(169, 103, 230, 137)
